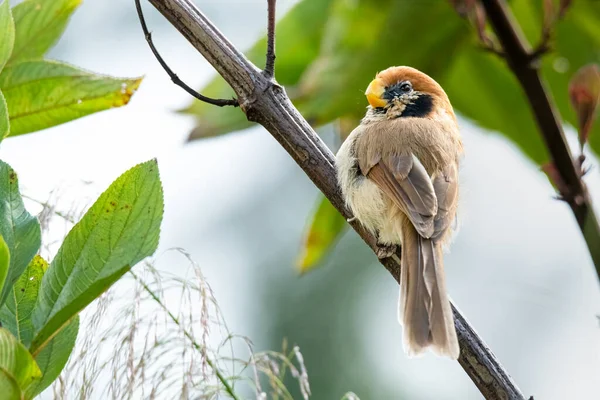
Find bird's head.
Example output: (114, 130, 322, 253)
(364, 66, 454, 121)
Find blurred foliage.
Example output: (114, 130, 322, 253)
(0, 0, 141, 141)
(297, 195, 347, 273)
(184, 0, 600, 270)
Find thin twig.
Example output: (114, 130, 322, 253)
(129, 270, 241, 400)
(479, 43, 505, 58)
(528, 41, 551, 63)
(529, 0, 574, 63)
(134, 0, 238, 107)
(480, 0, 600, 280)
(146, 1, 527, 398)
(529, 25, 552, 63)
(264, 0, 276, 78)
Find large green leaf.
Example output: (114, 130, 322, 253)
(182, 0, 336, 140)
(0, 0, 14, 71)
(0, 161, 41, 308)
(30, 160, 164, 355)
(0, 60, 142, 136)
(9, 0, 81, 65)
(0, 328, 42, 396)
(0, 235, 9, 303)
(0, 256, 79, 399)
(0, 255, 47, 347)
(297, 195, 347, 273)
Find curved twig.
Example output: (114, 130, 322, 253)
(135, 0, 238, 107)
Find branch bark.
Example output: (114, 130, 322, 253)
(480, 0, 600, 279)
(146, 0, 527, 398)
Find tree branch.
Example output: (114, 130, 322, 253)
(145, 0, 527, 398)
(480, 0, 600, 280)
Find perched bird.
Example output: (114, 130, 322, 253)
(336, 66, 462, 359)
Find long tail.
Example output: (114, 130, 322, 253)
(399, 221, 459, 359)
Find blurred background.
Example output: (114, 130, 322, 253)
(2, 0, 599, 399)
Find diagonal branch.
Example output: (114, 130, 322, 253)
(480, 0, 600, 280)
(145, 0, 527, 398)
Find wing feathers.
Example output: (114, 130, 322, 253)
(367, 154, 437, 238)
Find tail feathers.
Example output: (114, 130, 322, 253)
(399, 224, 459, 359)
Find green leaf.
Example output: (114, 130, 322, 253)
(9, 0, 81, 64)
(0, 89, 9, 139)
(0, 255, 47, 347)
(0, 161, 41, 308)
(0, 60, 142, 136)
(24, 316, 78, 399)
(0, 256, 79, 398)
(30, 160, 164, 356)
(0, 0, 14, 71)
(297, 195, 347, 273)
(0, 235, 9, 307)
(0, 328, 42, 394)
(183, 0, 336, 140)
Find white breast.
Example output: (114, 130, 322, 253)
(335, 129, 387, 236)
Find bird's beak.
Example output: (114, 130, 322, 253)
(365, 78, 387, 108)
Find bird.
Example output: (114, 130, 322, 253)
(335, 66, 462, 359)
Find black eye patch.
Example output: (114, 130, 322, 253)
(383, 81, 412, 100)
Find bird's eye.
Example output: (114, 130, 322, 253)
(400, 82, 412, 92)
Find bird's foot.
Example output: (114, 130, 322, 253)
(375, 243, 397, 259)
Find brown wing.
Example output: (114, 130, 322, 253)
(431, 163, 459, 240)
(366, 154, 437, 238)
